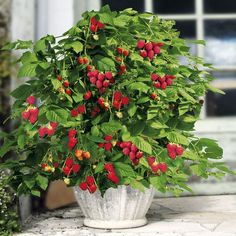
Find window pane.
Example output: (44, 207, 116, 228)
(204, 20, 236, 66)
(206, 72, 236, 117)
(154, 0, 195, 14)
(101, 0, 144, 12)
(175, 20, 196, 39)
(204, 0, 236, 13)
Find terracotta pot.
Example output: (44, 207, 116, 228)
(74, 185, 155, 229)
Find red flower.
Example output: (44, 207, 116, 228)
(114, 91, 122, 101)
(46, 127, 55, 136)
(38, 127, 46, 138)
(113, 100, 121, 110)
(68, 129, 77, 138)
(80, 182, 87, 191)
(26, 95, 36, 105)
(158, 163, 168, 173)
(88, 184, 97, 193)
(72, 164, 81, 174)
(65, 157, 74, 168)
(147, 156, 156, 165)
(63, 80, 69, 87)
(86, 176, 95, 186)
(105, 71, 113, 80)
(50, 122, 58, 129)
(77, 104, 86, 114)
(68, 137, 77, 150)
(121, 96, 129, 105)
(90, 24, 97, 33)
(104, 163, 114, 172)
(41, 163, 47, 169)
(117, 47, 123, 54)
(176, 145, 184, 156)
(104, 142, 112, 151)
(107, 172, 119, 185)
(137, 40, 145, 49)
(97, 21, 105, 29)
(90, 17, 98, 25)
(150, 93, 157, 100)
(63, 166, 71, 175)
(57, 75, 62, 81)
(53, 162, 59, 168)
(22, 110, 30, 120)
(29, 108, 39, 124)
(104, 135, 113, 142)
(84, 91, 92, 100)
(71, 109, 79, 117)
(123, 50, 129, 57)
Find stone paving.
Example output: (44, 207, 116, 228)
(16, 195, 236, 236)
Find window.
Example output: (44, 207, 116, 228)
(101, 0, 144, 12)
(98, 0, 236, 117)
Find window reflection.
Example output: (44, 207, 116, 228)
(205, 20, 236, 66)
(154, 0, 195, 14)
(204, 0, 236, 13)
(101, 0, 144, 12)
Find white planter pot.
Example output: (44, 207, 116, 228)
(74, 185, 155, 229)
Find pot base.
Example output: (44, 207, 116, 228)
(84, 218, 147, 229)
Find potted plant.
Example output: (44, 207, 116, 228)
(1, 6, 234, 229)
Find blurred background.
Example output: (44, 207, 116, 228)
(0, 0, 236, 220)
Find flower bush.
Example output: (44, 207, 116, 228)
(1, 6, 234, 197)
(0, 171, 20, 235)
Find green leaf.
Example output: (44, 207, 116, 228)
(94, 162, 104, 174)
(91, 126, 100, 136)
(11, 84, 33, 99)
(190, 164, 205, 176)
(87, 135, 104, 143)
(178, 88, 196, 103)
(36, 175, 48, 190)
(101, 120, 122, 134)
(186, 39, 205, 45)
(114, 162, 136, 177)
(206, 84, 225, 95)
(0, 139, 15, 157)
(24, 177, 35, 189)
(65, 41, 83, 53)
(147, 108, 158, 120)
(149, 176, 164, 191)
(31, 189, 41, 197)
(167, 131, 189, 145)
(139, 157, 149, 168)
(51, 79, 62, 90)
(127, 103, 137, 117)
(17, 135, 25, 149)
(112, 153, 123, 161)
(148, 121, 168, 129)
(18, 63, 38, 77)
(129, 179, 145, 192)
(129, 121, 145, 136)
(72, 93, 84, 103)
(178, 104, 190, 116)
(137, 96, 150, 104)
(46, 108, 69, 123)
(195, 138, 223, 159)
(93, 55, 116, 71)
(131, 136, 152, 154)
(99, 13, 114, 24)
(128, 82, 150, 93)
(2, 40, 33, 50)
(21, 51, 38, 64)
